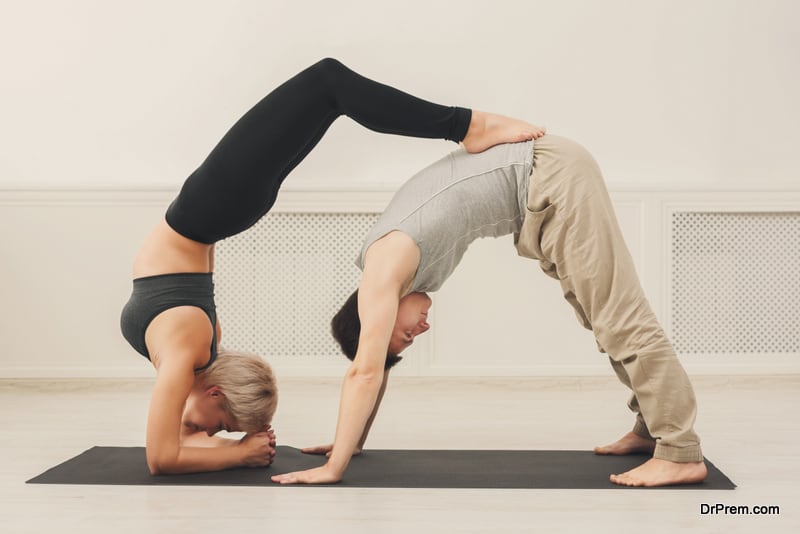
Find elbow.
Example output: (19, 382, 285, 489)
(147, 459, 164, 476)
(146, 450, 177, 476)
(346, 363, 383, 384)
(147, 456, 170, 476)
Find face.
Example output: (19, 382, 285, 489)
(388, 292, 432, 354)
(182, 386, 238, 436)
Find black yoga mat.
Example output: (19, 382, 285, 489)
(27, 446, 735, 489)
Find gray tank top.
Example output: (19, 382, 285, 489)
(357, 140, 534, 292)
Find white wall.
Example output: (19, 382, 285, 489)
(2, 1, 799, 378)
(1, 0, 798, 192)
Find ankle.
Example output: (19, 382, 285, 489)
(465, 110, 486, 140)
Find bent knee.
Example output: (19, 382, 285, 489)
(310, 57, 347, 78)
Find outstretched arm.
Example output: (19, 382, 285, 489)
(358, 369, 390, 451)
(272, 232, 418, 484)
(301, 369, 390, 457)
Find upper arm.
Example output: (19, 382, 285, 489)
(355, 232, 419, 373)
(146, 357, 195, 473)
(144, 307, 216, 473)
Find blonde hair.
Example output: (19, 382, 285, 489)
(195, 347, 278, 433)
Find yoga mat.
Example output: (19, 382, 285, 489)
(27, 446, 736, 489)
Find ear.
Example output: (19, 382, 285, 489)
(205, 385, 225, 398)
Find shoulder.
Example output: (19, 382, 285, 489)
(145, 306, 214, 371)
(364, 231, 419, 277)
(365, 230, 418, 257)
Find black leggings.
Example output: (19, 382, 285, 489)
(166, 58, 472, 244)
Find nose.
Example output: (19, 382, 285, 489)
(414, 321, 430, 336)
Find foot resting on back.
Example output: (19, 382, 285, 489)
(461, 110, 545, 153)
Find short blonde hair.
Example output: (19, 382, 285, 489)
(195, 347, 278, 433)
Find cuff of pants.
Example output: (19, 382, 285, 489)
(653, 443, 704, 463)
(633, 420, 704, 462)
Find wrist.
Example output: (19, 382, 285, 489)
(326, 453, 349, 477)
(234, 442, 250, 466)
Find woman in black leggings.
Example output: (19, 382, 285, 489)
(120, 58, 544, 475)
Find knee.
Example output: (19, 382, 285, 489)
(305, 58, 350, 100)
(547, 135, 602, 178)
(310, 57, 347, 79)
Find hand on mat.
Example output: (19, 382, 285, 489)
(301, 444, 361, 457)
(271, 464, 342, 485)
(238, 429, 277, 467)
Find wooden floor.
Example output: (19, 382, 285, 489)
(1, 375, 797, 533)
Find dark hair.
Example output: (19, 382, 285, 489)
(331, 289, 402, 370)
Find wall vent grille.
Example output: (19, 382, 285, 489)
(214, 212, 379, 362)
(671, 211, 800, 354)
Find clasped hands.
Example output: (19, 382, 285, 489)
(238, 426, 277, 467)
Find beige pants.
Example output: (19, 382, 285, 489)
(514, 135, 703, 463)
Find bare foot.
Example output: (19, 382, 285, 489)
(610, 458, 708, 487)
(594, 431, 656, 455)
(461, 110, 546, 153)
